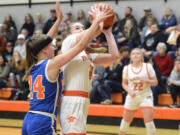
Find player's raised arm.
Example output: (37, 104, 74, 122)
(47, 10, 112, 81)
(47, 1, 63, 39)
(92, 27, 119, 65)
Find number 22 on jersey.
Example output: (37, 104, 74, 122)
(28, 75, 45, 99)
(134, 82, 143, 91)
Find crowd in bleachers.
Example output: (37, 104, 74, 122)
(0, 6, 180, 107)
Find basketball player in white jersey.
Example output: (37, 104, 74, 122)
(119, 48, 158, 135)
(59, 8, 119, 135)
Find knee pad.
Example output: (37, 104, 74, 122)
(145, 121, 156, 135)
(120, 119, 130, 133)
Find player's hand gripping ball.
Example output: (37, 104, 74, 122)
(89, 2, 114, 29)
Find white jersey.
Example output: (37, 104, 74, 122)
(123, 63, 156, 110)
(61, 34, 97, 92)
(123, 63, 156, 94)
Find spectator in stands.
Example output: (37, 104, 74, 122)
(119, 46, 130, 67)
(168, 58, 180, 108)
(0, 53, 10, 88)
(3, 21, 17, 44)
(148, 56, 165, 105)
(43, 9, 57, 34)
(139, 6, 156, 31)
(35, 12, 45, 33)
(166, 24, 180, 51)
(112, 12, 121, 35)
(59, 12, 74, 38)
(103, 62, 123, 104)
(4, 14, 17, 32)
(0, 34, 7, 54)
(119, 19, 140, 49)
(21, 13, 35, 37)
(141, 24, 166, 60)
(9, 51, 25, 89)
(154, 42, 173, 85)
(20, 28, 29, 40)
(14, 34, 26, 59)
(4, 42, 13, 65)
(159, 8, 177, 31)
(120, 7, 137, 32)
(140, 15, 157, 44)
(76, 9, 86, 26)
(90, 66, 111, 104)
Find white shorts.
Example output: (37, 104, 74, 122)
(124, 92, 154, 111)
(59, 96, 90, 134)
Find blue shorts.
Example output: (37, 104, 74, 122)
(22, 112, 56, 135)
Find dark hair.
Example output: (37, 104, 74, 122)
(24, 34, 52, 81)
(127, 7, 133, 12)
(120, 46, 130, 53)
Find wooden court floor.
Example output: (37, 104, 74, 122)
(0, 118, 179, 135)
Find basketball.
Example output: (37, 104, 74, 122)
(89, 2, 114, 29)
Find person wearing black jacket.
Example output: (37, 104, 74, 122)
(148, 56, 166, 105)
(43, 9, 57, 34)
(142, 23, 167, 59)
(102, 62, 125, 104)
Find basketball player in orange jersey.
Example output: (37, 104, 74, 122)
(119, 48, 158, 135)
(59, 6, 119, 135)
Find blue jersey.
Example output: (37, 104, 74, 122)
(28, 60, 62, 115)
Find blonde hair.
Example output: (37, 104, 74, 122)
(130, 48, 144, 63)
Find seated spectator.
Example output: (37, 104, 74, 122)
(141, 24, 166, 60)
(112, 12, 121, 36)
(14, 34, 26, 59)
(148, 56, 166, 105)
(76, 9, 86, 26)
(35, 12, 45, 33)
(9, 51, 26, 89)
(119, 46, 130, 67)
(21, 13, 35, 37)
(159, 8, 177, 31)
(120, 6, 137, 31)
(140, 15, 157, 44)
(90, 66, 111, 104)
(166, 24, 180, 51)
(103, 62, 124, 104)
(139, 6, 157, 31)
(20, 28, 29, 40)
(117, 19, 140, 49)
(4, 42, 13, 65)
(154, 42, 173, 84)
(3, 21, 17, 44)
(59, 12, 74, 38)
(4, 14, 17, 32)
(43, 8, 57, 34)
(0, 53, 10, 88)
(168, 58, 180, 108)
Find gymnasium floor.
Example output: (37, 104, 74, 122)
(0, 118, 179, 135)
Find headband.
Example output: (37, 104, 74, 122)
(32, 36, 52, 55)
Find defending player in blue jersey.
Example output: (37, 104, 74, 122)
(21, 1, 112, 135)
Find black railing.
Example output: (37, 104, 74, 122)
(0, 0, 168, 7)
